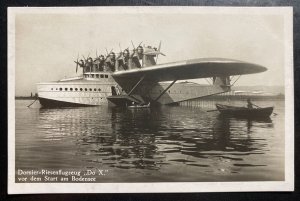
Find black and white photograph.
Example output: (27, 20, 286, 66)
(7, 6, 294, 193)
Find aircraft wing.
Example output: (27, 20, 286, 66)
(112, 58, 267, 82)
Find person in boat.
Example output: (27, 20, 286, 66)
(247, 98, 254, 109)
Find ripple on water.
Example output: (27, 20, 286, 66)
(15, 100, 285, 182)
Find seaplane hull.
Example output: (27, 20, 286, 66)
(37, 79, 229, 108)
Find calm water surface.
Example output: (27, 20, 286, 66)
(15, 100, 285, 182)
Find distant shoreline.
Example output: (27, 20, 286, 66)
(15, 96, 36, 100)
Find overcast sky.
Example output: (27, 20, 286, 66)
(13, 7, 288, 96)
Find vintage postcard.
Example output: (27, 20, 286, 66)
(8, 6, 294, 193)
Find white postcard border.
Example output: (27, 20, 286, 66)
(7, 6, 294, 194)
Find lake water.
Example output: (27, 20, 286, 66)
(15, 100, 285, 182)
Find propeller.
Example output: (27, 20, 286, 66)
(117, 43, 123, 60)
(75, 53, 79, 73)
(156, 41, 161, 63)
(140, 41, 166, 62)
(82, 54, 87, 62)
(117, 43, 130, 60)
(131, 40, 143, 50)
(82, 52, 91, 62)
(130, 41, 143, 58)
(104, 48, 114, 60)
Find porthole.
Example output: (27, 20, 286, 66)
(70, 88, 73, 91)
(105, 75, 108, 78)
(98, 88, 101, 91)
(56, 88, 58, 90)
(51, 88, 53, 90)
(85, 88, 87, 91)
(89, 88, 92, 91)
(100, 74, 104, 78)
(59, 88, 62, 91)
(80, 88, 83, 91)
(65, 88, 68, 91)
(75, 88, 78, 91)
(94, 88, 97, 91)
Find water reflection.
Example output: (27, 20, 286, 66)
(35, 106, 276, 171)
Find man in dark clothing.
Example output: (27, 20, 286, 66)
(247, 98, 253, 109)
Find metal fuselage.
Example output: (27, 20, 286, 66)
(37, 71, 228, 107)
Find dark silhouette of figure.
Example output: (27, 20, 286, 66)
(105, 52, 116, 72)
(247, 98, 253, 109)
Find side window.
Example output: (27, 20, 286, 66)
(105, 75, 108, 78)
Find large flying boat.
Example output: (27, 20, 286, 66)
(37, 42, 267, 107)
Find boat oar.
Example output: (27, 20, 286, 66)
(252, 103, 278, 116)
(207, 109, 218, 112)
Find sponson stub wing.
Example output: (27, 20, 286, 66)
(112, 58, 267, 82)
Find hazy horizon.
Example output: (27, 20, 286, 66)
(13, 7, 287, 96)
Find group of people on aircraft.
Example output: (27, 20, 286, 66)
(75, 45, 147, 73)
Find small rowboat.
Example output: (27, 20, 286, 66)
(215, 104, 274, 118)
(127, 102, 150, 109)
